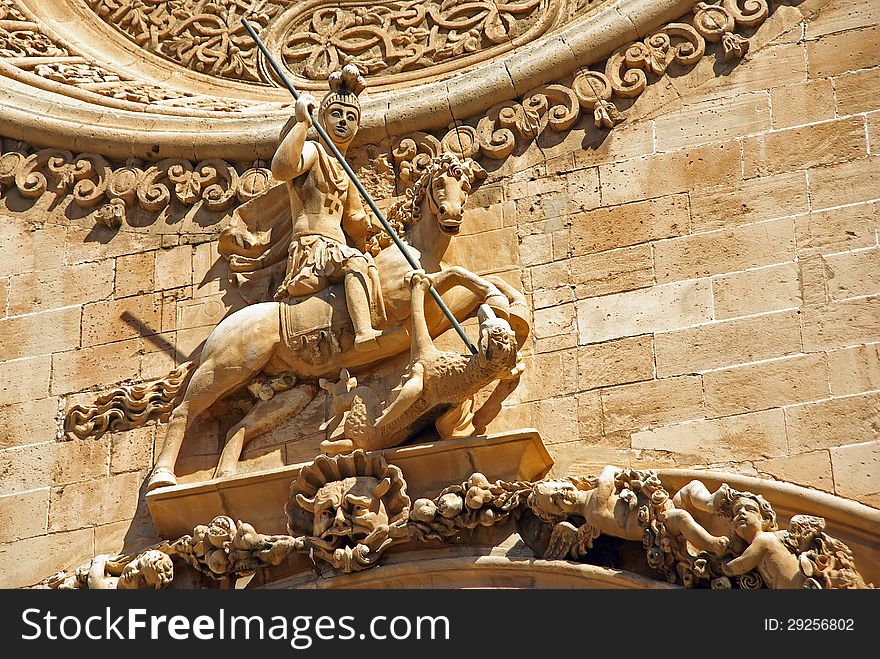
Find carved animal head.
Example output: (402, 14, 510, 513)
(383, 153, 487, 243)
(296, 476, 392, 545)
(424, 153, 486, 234)
(476, 305, 518, 372)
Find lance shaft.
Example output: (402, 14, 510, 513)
(241, 18, 477, 355)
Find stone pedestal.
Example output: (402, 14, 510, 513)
(147, 428, 552, 539)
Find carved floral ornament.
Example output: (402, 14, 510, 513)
(44, 452, 874, 590)
(79, 0, 584, 86)
(0, 0, 779, 221)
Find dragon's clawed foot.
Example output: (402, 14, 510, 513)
(319, 368, 358, 416)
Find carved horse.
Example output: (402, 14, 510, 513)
(138, 153, 529, 491)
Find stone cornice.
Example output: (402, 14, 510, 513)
(0, 0, 712, 159)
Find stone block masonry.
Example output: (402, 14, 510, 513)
(1, 0, 879, 586)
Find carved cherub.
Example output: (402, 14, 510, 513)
(721, 494, 872, 589)
(528, 466, 730, 561)
(48, 550, 174, 589)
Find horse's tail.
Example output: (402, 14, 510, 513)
(64, 360, 198, 440)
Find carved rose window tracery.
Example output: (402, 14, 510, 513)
(280, 0, 553, 81)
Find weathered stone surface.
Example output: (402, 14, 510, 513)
(81, 293, 162, 347)
(0, 306, 81, 362)
(0, 355, 52, 407)
(786, 392, 880, 452)
(869, 112, 880, 155)
(176, 295, 229, 331)
(0, 488, 49, 544)
(676, 42, 806, 101)
(8, 260, 114, 316)
(828, 343, 880, 396)
(0, 221, 66, 278)
(601, 375, 704, 433)
(755, 451, 834, 493)
(830, 441, 880, 498)
(192, 241, 223, 298)
(0, 443, 53, 496)
(577, 279, 712, 345)
(576, 391, 603, 441)
(802, 297, 880, 351)
(48, 470, 144, 532)
(834, 67, 880, 116)
(654, 219, 796, 283)
(599, 141, 741, 206)
(154, 245, 193, 292)
(52, 438, 111, 487)
(805, 0, 880, 39)
(826, 248, 880, 300)
(66, 226, 163, 265)
(518, 232, 554, 267)
(808, 156, 880, 210)
(712, 263, 801, 319)
(115, 252, 155, 298)
(577, 335, 654, 391)
(806, 24, 880, 78)
(795, 204, 877, 255)
(570, 194, 689, 255)
(703, 353, 830, 417)
(654, 92, 771, 152)
(517, 350, 579, 403)
(570, 244, 654, 299)
(741, 117, 867, 178)
(529, 260, 568, 292)
(50, 339, 142, 395)
(0, 527, 94, 589)
(532, 302, 576, 339)
(655, 311, 803, 377)
(534, 396, 578, 446)
(110, 427, 154, 475)
(799, 254, 832, 306)
(0, 398, 58, 450)
(689, 171, 809, 233)
(631, 409, 788, 462)
(770, 79, 836, 129)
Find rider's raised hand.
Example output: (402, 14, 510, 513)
(295, 93, 317, 125)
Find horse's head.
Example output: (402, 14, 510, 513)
(422, 153, 487, 235)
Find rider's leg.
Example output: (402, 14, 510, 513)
(344, 257, 403, 352)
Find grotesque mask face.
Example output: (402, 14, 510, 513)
(321, 101, 359, 144)
(298, 476, 390, 546)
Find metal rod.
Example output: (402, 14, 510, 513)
(241, 18, 478, 355)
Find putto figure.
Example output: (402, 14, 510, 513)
(270, 64, 399, 353)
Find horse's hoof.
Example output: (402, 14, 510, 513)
(146, 466, 178, 492)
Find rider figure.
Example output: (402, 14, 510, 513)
(271, 64, 398, 353)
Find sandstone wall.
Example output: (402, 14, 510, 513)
(0, 0, 878, 587)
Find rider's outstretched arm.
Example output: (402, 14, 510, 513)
(271, 95, 319, 182)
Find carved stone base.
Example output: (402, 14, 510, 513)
(146, 429, 552, 539)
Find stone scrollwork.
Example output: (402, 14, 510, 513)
(0, 142, 274, 225)
(43, 460, 874, 588)
(385, 0, 774, 171)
